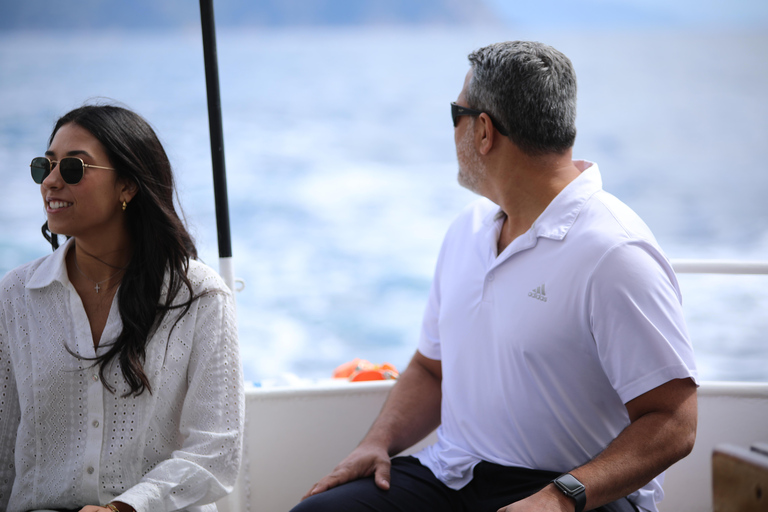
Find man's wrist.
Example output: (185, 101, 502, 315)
(544, 483, 579, 512)
(358, 429, 397, 456)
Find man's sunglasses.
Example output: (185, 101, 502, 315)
(30, 156, 115, 185)
(450, 102, 508, 137)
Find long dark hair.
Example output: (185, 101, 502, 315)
(44, 104, 198, 396)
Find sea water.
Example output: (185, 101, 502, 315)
(0, 26, 766, 383)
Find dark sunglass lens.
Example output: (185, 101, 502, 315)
(30, 157, 50, 184)
(59, 158, 84, 184)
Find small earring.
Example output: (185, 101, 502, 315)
(122, 201, 127, 211)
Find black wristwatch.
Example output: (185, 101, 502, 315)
(552, 473, 586, 512)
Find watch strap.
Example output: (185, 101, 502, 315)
(571, 488, 586, 512)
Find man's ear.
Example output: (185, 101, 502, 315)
(476, 113, 496, 155)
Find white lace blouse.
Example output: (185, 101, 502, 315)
(0, 239, 244, 512)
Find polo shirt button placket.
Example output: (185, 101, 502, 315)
(482, 271, 496, 302)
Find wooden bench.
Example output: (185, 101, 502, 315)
(712, 443, 768, 512)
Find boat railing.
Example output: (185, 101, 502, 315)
(671, 259, 768, 275)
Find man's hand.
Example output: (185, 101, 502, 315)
(302, 442, 392, 499)
(497, 484, 573, 512)
(301, 350, 442, 501)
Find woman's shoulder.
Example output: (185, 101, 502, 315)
(0, 253, 54, 293)
(186, 259, 231, 296)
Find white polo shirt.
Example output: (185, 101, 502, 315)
(413, 161, 697, 512)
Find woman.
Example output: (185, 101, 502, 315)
(0, 105, 244, 512)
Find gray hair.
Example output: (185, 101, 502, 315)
(466, 41, 577, 155)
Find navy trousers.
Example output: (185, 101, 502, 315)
(291, 456, 638, 512)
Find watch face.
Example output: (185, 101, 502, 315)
(555, 473, 586, 495)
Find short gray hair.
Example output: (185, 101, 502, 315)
(467, 41, 577, 155)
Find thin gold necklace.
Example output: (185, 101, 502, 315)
(73, 257, 125, 293)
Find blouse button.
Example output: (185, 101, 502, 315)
(92, 420, 100, 428)
(87, 466, 94, 474)
(92, 374, 99, 382)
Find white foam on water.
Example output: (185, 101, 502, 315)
(1, 27, 767, 383)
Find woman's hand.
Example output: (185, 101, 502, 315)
(79, 502, 135, 512)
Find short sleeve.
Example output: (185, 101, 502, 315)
(588, 241, 698, 404)
(418, 245, 445, 361)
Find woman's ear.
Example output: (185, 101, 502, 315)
(119, 179, 139, 205)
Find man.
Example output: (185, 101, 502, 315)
(292, 41, 698, 512)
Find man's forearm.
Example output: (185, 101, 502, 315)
(568, 378, 697, 510)
(507, 379, 697, 512)
(361, 350, 442, 456)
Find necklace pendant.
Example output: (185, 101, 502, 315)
(95, 283, 101, 293)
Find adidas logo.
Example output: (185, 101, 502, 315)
(528, 284, 547, 302)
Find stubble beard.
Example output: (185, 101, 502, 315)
(456, 123, 486, 195)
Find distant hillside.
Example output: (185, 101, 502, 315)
(0, 0, 498, 30)
(1, 0, 765, 31)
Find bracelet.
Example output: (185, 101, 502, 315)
(106, 504, 120, 512)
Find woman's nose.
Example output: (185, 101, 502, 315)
(41, 162, 63, 188)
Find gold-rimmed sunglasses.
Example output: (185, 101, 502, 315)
(30, 156, 114, 185)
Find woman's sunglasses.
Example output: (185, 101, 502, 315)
(30, 156, 115, 185)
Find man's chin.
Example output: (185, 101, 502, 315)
(457, 172, 481, 195)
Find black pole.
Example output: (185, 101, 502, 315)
(199, 0, 232, 259)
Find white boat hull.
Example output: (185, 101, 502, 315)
(215, 380, 768, 512)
